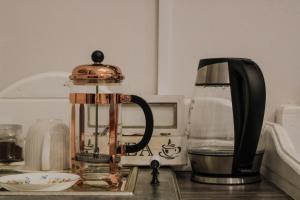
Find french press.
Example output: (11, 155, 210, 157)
(68, 50, 154, 187)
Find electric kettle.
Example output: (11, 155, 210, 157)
(187, 58, 266, 184)
(67, 50, 154, 188)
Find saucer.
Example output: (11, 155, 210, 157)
(0, 172, 80, 191)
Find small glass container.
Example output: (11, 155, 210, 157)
(0, 124, 23, 163)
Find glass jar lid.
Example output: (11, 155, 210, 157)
(69, 50, 124, 85)
(0, 124, 22, 139)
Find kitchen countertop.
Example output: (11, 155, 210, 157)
(176, 171, 292, 200)
(0, 168, 180, 200)
(0, 168, 292, 200)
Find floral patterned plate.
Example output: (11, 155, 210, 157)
(0, 172, 80, 191)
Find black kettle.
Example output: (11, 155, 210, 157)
(188, 58, 266, 184)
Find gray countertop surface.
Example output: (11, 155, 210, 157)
(0, 168, 292, 200)
(176, 171, 292, 200)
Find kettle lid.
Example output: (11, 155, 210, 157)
(69, 50, 124, 85)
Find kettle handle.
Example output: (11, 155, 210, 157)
(123, 95, 154, 153)
(229, 59, 266, 173)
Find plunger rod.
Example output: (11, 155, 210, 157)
(79, 104, 85, 152)
(93, 85, 99, 156)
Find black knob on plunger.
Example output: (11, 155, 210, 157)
(91, 50, 104, 63)
(150, 159, 160, 185)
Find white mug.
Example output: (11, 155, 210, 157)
(25, 119, 69, 171)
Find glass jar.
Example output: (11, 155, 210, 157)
(0, 124, 23, 163)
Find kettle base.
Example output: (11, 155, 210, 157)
(191, 173, 261, 185)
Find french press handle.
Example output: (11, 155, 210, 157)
(124, 95, 154, 153)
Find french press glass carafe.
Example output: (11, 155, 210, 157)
(67, 50, 153, 188)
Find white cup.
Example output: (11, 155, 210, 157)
(25, 119, 69, 171)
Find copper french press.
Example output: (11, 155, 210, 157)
(67, 50, 154, 188)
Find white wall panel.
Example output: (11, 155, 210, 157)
(1, 0, 300, 121)
(0, 0, 158, 95)
(158, 0, 300, 120)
